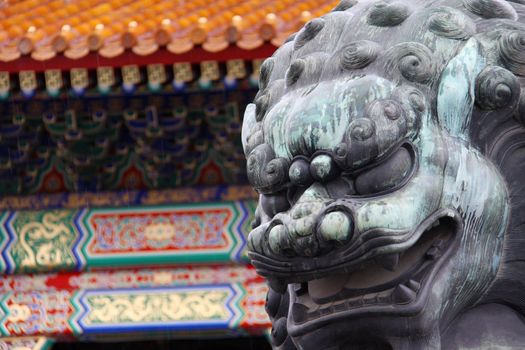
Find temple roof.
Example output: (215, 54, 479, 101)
(0, 0, 338, 63)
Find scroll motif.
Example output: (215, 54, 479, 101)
(9, 211, 78, 273)
(85, 290, 230, 324)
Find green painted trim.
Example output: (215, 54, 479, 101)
(39, 337, 55, 350)
(0, 211, 8, 273)
(0, 292, 11, 336)
(68, 291, 83, 336)
(227, 202, 241, 261)
(230, 283, 247, 329)
(83, 252, 234, 267)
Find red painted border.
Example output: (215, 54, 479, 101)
(0, 44, 277, 73)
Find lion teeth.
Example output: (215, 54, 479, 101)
(363, 292, 378, 305)
(425, 246, 442, 260)
(298, 279, 425, 319)
(292, 282, 309, 296)
(392, 284, 417, 304)
(406, 279, 421, 292)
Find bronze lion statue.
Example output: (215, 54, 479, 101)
(242, 0, 525, 348)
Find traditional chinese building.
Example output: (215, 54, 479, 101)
(0, 0, 338, 349)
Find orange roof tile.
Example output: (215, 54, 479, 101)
(0, 0, 339, 62)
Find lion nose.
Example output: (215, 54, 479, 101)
(248, 177, 354, 258)
(262, 207, 353, 258)
(272, 180, 353, 257)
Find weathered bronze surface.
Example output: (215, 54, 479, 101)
(242, 0, 525, 348)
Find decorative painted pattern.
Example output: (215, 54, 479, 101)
(240, 200, 257, 260)
(71, 285, 243, 334)
(0, 94, 251, 196)
(79, 204, 241, 267)
(0, 191, 265, 340)
(0, 265, 269, 338)
(0, 185, 257, 211)
(77, 202, 248, 268)
(4, 210, 79, 274)
(240, 282, 271, 331)
(0, 265, 263, 293)
(0, 201, 255, 274)
(0, 212, 8, 273)
(0, 337, 53, 350)
(0, 291, 73, 336)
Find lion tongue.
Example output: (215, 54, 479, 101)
(307, 259, 399, 302)
(307, 227, 447, 302)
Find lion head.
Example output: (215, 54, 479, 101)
(242, 0, 525, 348)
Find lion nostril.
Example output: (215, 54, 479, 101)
(318, 211, 353, 243)
(292, 216, 317, 237)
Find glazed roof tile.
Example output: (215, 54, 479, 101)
(0, 0, 338, 62)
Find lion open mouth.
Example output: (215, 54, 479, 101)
(288, 215, 458, 328)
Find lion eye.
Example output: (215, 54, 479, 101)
(354, 146, 412, 195)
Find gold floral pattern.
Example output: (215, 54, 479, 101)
(84, 289, 231, 324)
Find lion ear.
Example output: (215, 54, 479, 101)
(436, 38, 485, 139)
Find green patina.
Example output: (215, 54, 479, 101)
(263, 76, 394, 159)
(437, 38, 486, 138)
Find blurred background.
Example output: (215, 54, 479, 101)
(0, 0, 337, 349)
